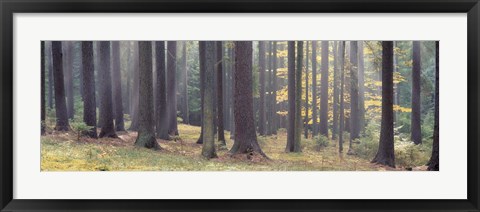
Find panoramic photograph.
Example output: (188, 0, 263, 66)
(40, 40, 439, 171)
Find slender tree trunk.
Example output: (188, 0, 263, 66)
(304, 41, 309, 139)
(267, 41, 274, 135)
(348, 41, 360, 155)
(230, 44, 236, 140)
(339, 41, 345, 153)
(371, 41, 395, 168)
(47, 42, 54, 109)
(129, 42, 140, 131)
(98, 41, 117, 138)
(272, 41, 278, 134)
(216, 41, 226, 145)
(197, 41, 206, 144)
(51, 41, 69, 131)
(41, 41, 46, 135)
(258, 41, 266, 136)
(312, 41, 318, 137)
(63, 41, 75, 119)
(229, 41, 267, 157)
(135, 41, 160, 150)
(111, 41, 125, 131)
(332, 41, 339, 140)
(286, 41, 296, 152)
(125, 42, 131, 115)
(155, 41, 169, 140)
(201, 41, 218, 158)
(427, 41, 439, 171)
(294, 41, 303, 152)
(393, 41, 399, 122)
(411, 41, 422, 144)
(167, 41, 179, 136)
(358, 41, 366, 134)
(81, 41, 97, 138)
(182, 41, 189, 124)
(320, 41, 329, 138)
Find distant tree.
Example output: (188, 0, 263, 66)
(348, 41, 360, 155)
(428, 41, 439, 171)
(155, 41, 169, 140)
(358, 41, 366, 133)
(258, 41, 266, 136)
(304, 41, 309, 139)
(111, 41, 125, 131)
(216, 41, 226, 145)
(411, 41, 422, 145)
(63, 42, 75, 119)
(167, 41, 179, 136)
(311, 41, 318, 137)
(51, 41, 69, 131)
(129, 42, 140, 131)
(267, 41, 274, 136)
(201, 41, 218, 158)
(338, 41, 346, 153)
(371, 41, 395, 168)
(47, 42, 54, 109)
(135, 41, 161, 150)
(98, 41, 117, 138)
(294, 41, 303, 152)
(41, 41, 46, 135)
(286, 41, 297, 152)
(332, 41, 339, 140)
(230, 41, 267, 157)
(81, 41, 97, 138)
(320, 41, 329, 138)
(182, 42, 189, 124)
(272, 41, 278, 134)
(196, 41, 206, 144)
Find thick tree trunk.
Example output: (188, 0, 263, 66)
(411, 41, 422, 145)
(155, 41, 169, 140)
(358, 41, 366, 134)
(129, 42, 140, 131)
(294, 41, 303, 152)
(41, 42, 46, 135)
(338, 41, 345, 153)
(348, 41, 360, 155)
(320, 41, 329, 138)
(98, 41, 117, 138)
(216, 41, 226, 145)
(201, 41, 218, 158)
(111, 41, 125, 131)
(371, 41, 395, 168)
(167, 41, 179, 136)
(135, 41, 160, 150)
(258, 41, 266, 136)
(286, 41, 296, 152)
(230, 41, 266, 157)
(81, 41, 97, 138)
(63, 41, 75, 119)
(304, 41, 309, 139)
(52, 41, 69, 131)
(332, 41, 339, 140)
(312, 41, 318, 137)
(428, 41, 439, 171)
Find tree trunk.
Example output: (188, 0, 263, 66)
(63, 41, 75, 119)
(182, 41, 189, 124)
(81, 41, 97, 138)
(332, 41, 339, 140)
(348, 41, 360, 155)
(230, 44, 236, 140)
(111, 41, 125, 131)
(294, 41, 303, 152)
(312, 41, 318, 137)
(41, 41, 46, 135)
(98, 41, 117, 138)
(371, 41, 395, 168)
(427, 41, 439, 171)
(197, 41, 206, 144)
(155, 41, 169, 140)
(216, 41, 226, 145)
(52, 41, 69, 131)
(358, 41, 366, 134)
(129, 42, 140, 131)
(47, 42, 54, 109)
(258, 41, 266, 136)
(338, 41, 345, 153)
(272, 41, 278, 135)
(320, 41, 329, 138)
(286, 41, 296, 152)
(167, 41, 179, 136)
(201, 41, 218, 158)
(304, 41, 309, 139)
(411, 41, 422, 145)
(135, 41, 161, 150)
(267, 41, 274, 136)
(230, 41, 266, 157)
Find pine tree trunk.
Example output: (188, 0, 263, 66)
(371, 41, 395, 168)
(411, 41, 422, 145)
(332, 41, 339, 140)
(81, 41, 97, 138)
(129, 42, 140, 131)
(52, 41, 69, 131)
(267, 42, 274, 136)
(312, 41, 318, 137)
(216, 41, 226, 145)
(358, 41, 366, 134)
(155, 41, 169, 140)
(167, 41, 179, 136)
(427, 41, 439, 171)
(197, 41, 206, 144)
(258, 41, 266, 136)
(320, 41, 329, 138)
(304, 41, 309, 139)
(201, 41, 218, 158)
(182, 42, 189, 124)
(272, 41, 278, 135)
(135, 41, 160, 150)
(286, 41, 296, 152)
(98, 41, 117, 138)
(41, 42, 46, 135)
(47, 42, 54, 109)
(338, 41, 346, 153)
(348, 41, 360, 155)
(111, 41, 125, 131)
(294, 41, 303, 152)
(63, 41, 75, 119)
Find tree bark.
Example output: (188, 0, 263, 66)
(258, 41, 266, 136)
(52, 41, 69, 131)
(81, 41, 97, 138)
(197, 41, 206, 144)
(312, 41, 318, 137)
(320, 41, 329, 138)
(272, 41, 278, 135)
(286, 41, 296, 152)
(428, 41, 439, 171)
(98, 41, 117, 138)
(338, 41, 346, 153)
(129, 42, 140, 131)
(182, 42, 189, 124)
(63, 41, 75, 119)
(216, 41, 226, 145)
(371, 41, 395, 168)
(294, 41, 303, 152)
(411, 41, 422, 145)
(304, 41, 309, 139)
(348, 41, 360, 155)
(201, 41, 218, 158)
(135, 41, 161, 150)
(155, 41, 169, 140)
(167, 41, 179, 136)
(332, 41, 339, 140)
(41, 41, 46, 135)
(230, 41, 266, 157)
(111, 41, 125, 131)
(47, 42, 54, 109)
(358, 41, 366, 134)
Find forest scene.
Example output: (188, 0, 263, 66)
(40, 40, 439, 171)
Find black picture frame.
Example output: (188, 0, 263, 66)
(1, 0, 479, 211)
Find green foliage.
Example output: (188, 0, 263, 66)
(70, 120, 91, 141)
(314, 135, 329, 151)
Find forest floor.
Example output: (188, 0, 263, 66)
(41, 124, 426, 171)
